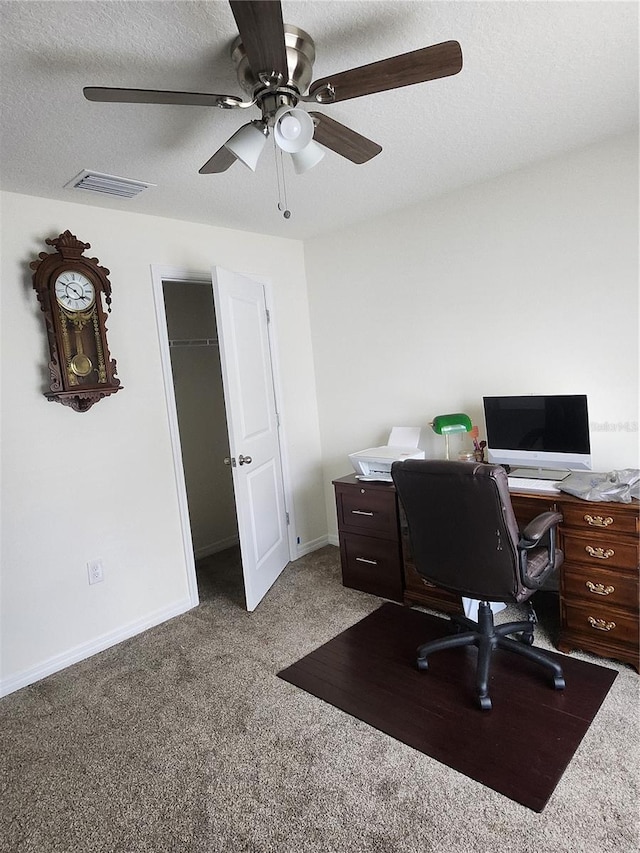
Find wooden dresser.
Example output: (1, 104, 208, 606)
(333, 474, 639, 670)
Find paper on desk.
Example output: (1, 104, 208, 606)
(388, 426, 421, 448)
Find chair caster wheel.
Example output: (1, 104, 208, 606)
(518, 631, 534, 645)
(478, 696, 492, 711)
(417, 658, 429, 671)
(553, 676, 566, 690)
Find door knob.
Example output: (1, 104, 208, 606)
(223, 457, 236, 467)
(238, 454, 252, 465)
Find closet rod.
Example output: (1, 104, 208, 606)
(168, 338, 218, 348)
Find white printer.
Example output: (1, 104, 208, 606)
(348, 427, 425, 482)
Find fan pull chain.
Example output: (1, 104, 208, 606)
(274, 139, 291, 219)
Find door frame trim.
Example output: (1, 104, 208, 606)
(150, 264, 205, 608)
(150, 264, 295, 610)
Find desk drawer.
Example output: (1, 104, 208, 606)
(336, 485, 398, 538)
(339, 533, 403, 601)
(562, 531, 639, 572)
(562, 600, 639, 648)
(558, 502, 639, 536)
(511, 496, 557, 526)
(562, 565, 639, 613)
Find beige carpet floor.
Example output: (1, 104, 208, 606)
(1, 545, 638, 853)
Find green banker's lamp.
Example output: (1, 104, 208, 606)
(430, 413, 473, 460)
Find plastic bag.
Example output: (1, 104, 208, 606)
(558, 469, 640, 503)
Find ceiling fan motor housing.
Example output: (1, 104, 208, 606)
(231, 25, 315, 112)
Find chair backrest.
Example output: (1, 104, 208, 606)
(391, 459, 526, 603)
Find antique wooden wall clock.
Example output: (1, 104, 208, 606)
(30, 231, 122, 412)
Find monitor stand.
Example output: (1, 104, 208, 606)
(509, 467, 571, 482)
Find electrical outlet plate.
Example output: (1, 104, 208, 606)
(87, 559, 104, 585)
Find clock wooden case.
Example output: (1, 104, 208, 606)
(30, 230, 122, 412)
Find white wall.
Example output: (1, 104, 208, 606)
(304, 132, 639, 540)
(0, 191, 326, 695)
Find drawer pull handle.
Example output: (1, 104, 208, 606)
(585, 546, 615, 560)
(588, 616, 616, 632)
(584, 514, 614, 528)
(355, 557, 378, 565)
(351, 510, 374, 517)
(586, 581, 615, 596)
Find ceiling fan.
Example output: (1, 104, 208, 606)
(84, 1, 463, 176)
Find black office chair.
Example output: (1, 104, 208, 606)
(391, 459, 566, 710)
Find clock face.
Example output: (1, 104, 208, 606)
(54, 270, 95, 312)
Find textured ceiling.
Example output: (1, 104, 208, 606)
(1, 1, 637, 240)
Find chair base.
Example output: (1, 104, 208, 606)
(417, 601, 565, 710)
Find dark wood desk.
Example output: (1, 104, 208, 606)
(333, 474, 639, 671)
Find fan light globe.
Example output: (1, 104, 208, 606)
(274, 106, 314, 153)
(224, 121, 267, 171)
(290, 140, 325, 174)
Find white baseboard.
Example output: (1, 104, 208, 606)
(194, 534, 239, 560)
(295, 534, 331, 558)
(1, 536, 341, 697)
(327, 533, 340, 547)
(0, 597, 195, 698)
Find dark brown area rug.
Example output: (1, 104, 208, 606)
(277, 602, 617, 812)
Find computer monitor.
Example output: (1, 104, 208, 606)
(482, 394, 592, 474)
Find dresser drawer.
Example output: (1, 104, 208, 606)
(562, 530, 639, 572)
(339, 533, 403, 601)
(562, 600, 639, 648)
(558, 501, 639, 536)
(562, 565, 639, 613)
(336, 484, 398, 539)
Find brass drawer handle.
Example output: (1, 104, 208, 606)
(351, 510, 374, 517)
(585, 581, 615, 596)
(355, 557, 378, 565)
(584, 514, 614, 528)
(585, 546, 615, 560)
(588, 616, 616, 632)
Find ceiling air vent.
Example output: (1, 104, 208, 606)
(65, 170, 155, 198)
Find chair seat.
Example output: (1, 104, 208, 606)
(528, 548, 563, 592)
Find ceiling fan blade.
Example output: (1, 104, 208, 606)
(229, 1, 288, 80)
(84, 87, 245, 107)
(199, 146, 237, 174)
(309, 41, 463, 103)
(309, 113, 381, 164)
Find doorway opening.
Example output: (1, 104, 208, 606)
(162, 279, 239, 564)
(152, 265, 293, 612)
